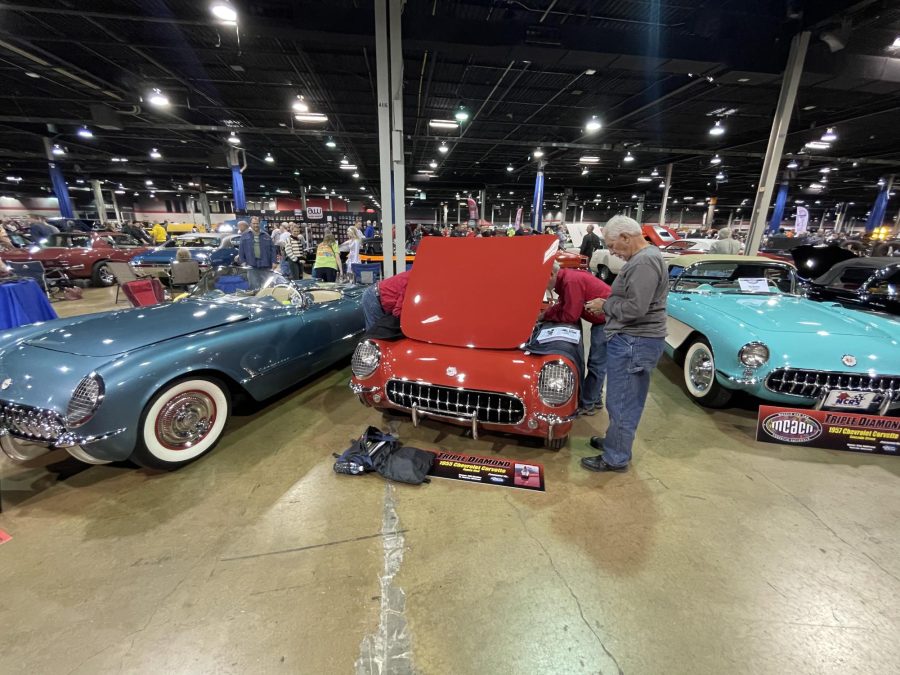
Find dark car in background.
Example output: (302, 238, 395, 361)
(806, 257, 900, 316)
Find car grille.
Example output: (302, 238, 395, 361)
(385, 380, 525, 425)
(765, 369, 900, 399)
(0, 401, 66, 442)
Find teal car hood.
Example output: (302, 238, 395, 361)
(687, 293, 900, 339)
(24, 301, 251, 357)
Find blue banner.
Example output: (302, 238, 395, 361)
(531, 165, 545, 232)
(767, 182, 788, 234)
(865, 186, 889, 233)
(48, 162, 73, 218)
(231, 164, 246, 212)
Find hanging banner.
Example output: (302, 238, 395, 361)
(306, 206, 324, 220)
(466, 197, 479, 227)
(514, 207, 523, 230)
(756, 405, 900, 456)
(794, 206, 809, 234)
(427, 450, 545, 491)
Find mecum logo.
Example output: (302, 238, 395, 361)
(763, 412, 823, 443)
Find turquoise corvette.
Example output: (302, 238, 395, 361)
(665, 255, 900, 416)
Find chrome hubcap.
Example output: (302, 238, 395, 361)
(99, 265, 113, 284)
(688, 348, 714, 393)
(155, 392, 215, 449)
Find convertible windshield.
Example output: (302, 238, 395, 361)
(190, 266, 289, 299)
(671, 261, 797, 295)
(173, 236, 220, 248)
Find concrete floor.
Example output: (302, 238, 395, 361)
(1, 287, 898, 674)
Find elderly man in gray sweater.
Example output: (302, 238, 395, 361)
(582, 215, 669, 472)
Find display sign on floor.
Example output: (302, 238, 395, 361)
(427, 451, 545, 491)
(0, 529, 12, 545)
(756, 405, 900, 456)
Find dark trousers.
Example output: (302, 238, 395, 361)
(287, 259, 303, 280)
(314, 267, 337, 283)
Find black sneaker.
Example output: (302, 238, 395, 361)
(580, 455, 628, 472)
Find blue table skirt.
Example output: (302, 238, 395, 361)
(0, 279, 58, 329)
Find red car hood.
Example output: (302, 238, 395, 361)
(401, 235, 558, 349)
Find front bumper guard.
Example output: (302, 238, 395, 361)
(0, 425, 126, 449)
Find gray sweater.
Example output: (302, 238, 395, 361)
(603, 245, 668, 338)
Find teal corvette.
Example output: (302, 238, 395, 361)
(665, 255, 900, 416)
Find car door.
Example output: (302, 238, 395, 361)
(816, 266, 875, 309)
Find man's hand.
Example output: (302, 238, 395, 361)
(585, 297, 606, 315)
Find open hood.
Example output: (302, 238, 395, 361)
(25, 301, 250, 357)
(401, 235, 558, 349)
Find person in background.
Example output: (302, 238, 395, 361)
(709, 227, 742, 254)
(342, 225, 362, 276)
(361, 270, 411, 330)
(542, 262, 612, 416)
(237, 220, 249, 234)
(364, 221, 375, 238)
(175, 247, 192, 263)
(582, 215, 668, 472)
(580, 224, 602, 260)
(283, 225, 305, 280)
(27, 215, 57, 241)
(271, 224, 290, 276)
(239, 218, 275, 269)
(0, 223, 13, 250)
(124, 222, 151, 244)
(312, 232, 341, 282)
(150, 221, 168, 244)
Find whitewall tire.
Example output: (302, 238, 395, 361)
(131, 377, 230, 471)
(683, 339, 732, 408)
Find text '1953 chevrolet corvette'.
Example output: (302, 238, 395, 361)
(0, 266, 365, 470)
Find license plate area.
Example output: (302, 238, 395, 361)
(822, 389, 879, 411)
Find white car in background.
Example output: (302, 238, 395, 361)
(660, 238, 717, 261)
(563, 221, 625, 281)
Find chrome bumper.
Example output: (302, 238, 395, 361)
(0, 402, 124, 448)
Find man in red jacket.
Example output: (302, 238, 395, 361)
(542, 263, 612, 415)
(361, 270, 411, 330)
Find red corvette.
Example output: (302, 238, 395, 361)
(350, 235, 579, 449)
(3, 231, 151, 286)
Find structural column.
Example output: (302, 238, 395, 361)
(659, 163, 673, 227)
(746, 31, 810, 255)
(560, 192, 568, 229)
(42, 138, 74, 218)
(90, 179, 107, 225)
(374, 0, 406, 277)
(198, 182, 212, 229)
(530, 160, 546, 232)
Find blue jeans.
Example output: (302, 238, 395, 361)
(581, 322, 608, 409)
(362, 285, 386, 331)
(602, 334, 665, 467)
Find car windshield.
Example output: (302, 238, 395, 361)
(105, 233, 141, 247)
(175, 236, 219, 247)
(188, 265, 302, 306)
(671, 261, 797, 295)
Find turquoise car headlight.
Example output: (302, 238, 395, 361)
(66, 373, 105, 428)
(739, 342, 769, 368)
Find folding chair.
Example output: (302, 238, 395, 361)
(6, 261, 49, 296)
(351, 263, 383, 285)
(169, 260, 201, 291)
(121, 278, 166, 307)
(107, 261, 142, 303)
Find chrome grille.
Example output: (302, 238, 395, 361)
(765, 369, 900, 399)
(0, 401, 66, 441)
(385, 380, 525, 425)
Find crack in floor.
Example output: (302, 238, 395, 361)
(506, 494, 624, 675)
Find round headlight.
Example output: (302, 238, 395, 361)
(66, 373, 105, 428)
(351, 341, 381, 379)
(739, 342, 769, 368)
(538, 361, 575, 406)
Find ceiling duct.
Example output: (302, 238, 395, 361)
(90, 104, 123, 130)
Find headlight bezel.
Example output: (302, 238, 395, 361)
(538, 360, 576, 407)
(66, 372, 105, 428)
(738, 341, 770, 368)
(352, 340, 382, 380)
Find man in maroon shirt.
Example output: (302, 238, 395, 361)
(361, 270, 411, 330)
(542, 263, 612, 415)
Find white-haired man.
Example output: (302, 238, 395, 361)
(582, 215, 668, 472)
(709, 227, 742, 254)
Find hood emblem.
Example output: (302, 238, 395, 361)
(0, 378, 11, 390)
(842, 354, 857, 367)
(446, 367, 458, 377)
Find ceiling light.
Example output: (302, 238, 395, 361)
(291, 95, 309, 113)
(352, 172, 359, 178)
(145, 180, 153, 186)
(110, 156, 128, 163)
(188, 182, 195, 186)
(227, 131, 241, 145)
(325, 138, 336, 149)
(709, 120, 725, 136)
(659, 181, 666, 189)
(623, 151, 635, 163)
(133, 192, 139, 196)
(584, 69, 596, 76)
(341, 156, 349, 165)
(25, 71, 40, 79)
(637, 176, 652, 183)
(787, 159, 799, 169)
(149, 148, 162, 159)
(805, 141, 830, 150)
(809, 183, 824, 190)
(77, 126, 93, 138)
(210, 1, 238, 23)
(579, 156, 600, 164)
(715, 172, 725, 181)
(581, 168, 589, 176)
(264, 152, 275, 163)
(710, 155, 722, 165)
(533, 148, 544, 158)
(429, 119, 459, 129)
(294, 112, 328, 123)
(631, 194, 638, 199)
(437, 141, 449, 154)
(339, 164, 358, 170)
(454, 106, 469, 122)
(821, 127, 837, 142)
(892, 37, 900, 49)
(651, 167, 659, 177)
(506, 164, 514, 172)
(819, 167, 831, 174)
(51, 144, 65, 156)
(147, 88, 169, 107)
(114, 189, 125, 195)
(585, 115, 602, 133)
(429, 159, 438, 168)
(5, 176, 22, 182)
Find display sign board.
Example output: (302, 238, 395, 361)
(427, 450, 545, 491)
(795, 206, 809, 234)
(756, 405, 900, 456)
(0, 529, 11, 545)
(306, 206, 324, 220)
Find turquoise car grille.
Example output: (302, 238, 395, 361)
(765, 369, 900, 399)
(385, 380, 525, 425)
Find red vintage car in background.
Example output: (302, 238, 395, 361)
(3, 231, 151, 286)
(555, 249, 589, 269)
(350, 235, 579, 449)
